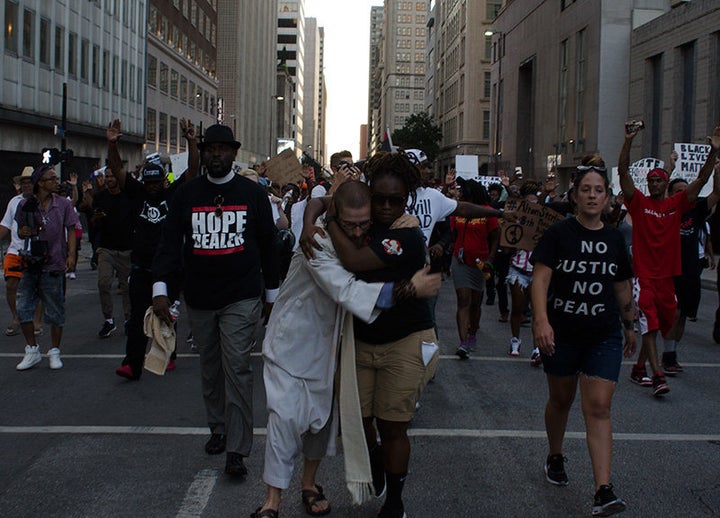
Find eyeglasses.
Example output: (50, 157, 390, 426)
(214, 194, 223, 218)
(576, 165, 607, 173)
(338, 219, 372, 232)
(371, 194, 406, 209)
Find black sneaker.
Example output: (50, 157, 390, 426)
(98, 321, 117, 338)
(377, 502, 405, 518)
(592, 484, 626, 516)
(545, 453, 569, 486)
(204, 433, 227, 455)
(224, 452, 248, 478)
(370, 445, 386, 498)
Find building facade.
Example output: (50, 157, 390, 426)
(379, 0, 428, 146)
(628, 0, 720, 162)
(277, 0, 305, 156)
(367, 5, 384, 155)
(217, 0, 277, 166)
(146, 0, 218, 160)
(491, 0, 670, 183)
(301, 17, 321, 164)
(431, 0, 500, 173)
(0, 0, 146, 203)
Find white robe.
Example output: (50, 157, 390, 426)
(261, 232, 382, 489)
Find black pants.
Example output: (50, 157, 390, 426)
(122, 268, 176, 374)
(494, 250, 510, 315)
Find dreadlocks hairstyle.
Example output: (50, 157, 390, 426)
(364, 151, 423, 210)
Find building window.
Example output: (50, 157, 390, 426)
(180, 75, 187, 103)
(679, 41, 696, 142)
(22, 7, 33, 61)
(102, 49, 109, 88)
(484, 71, 491, 98)
(159, 112, 168, 144)
(121, 58, 127, 97)
(159, 61, 168, 93)
(647, 53, 663, 158)
(80, 38, 89, 81)
(486, 1, 501, 21)
(39, 17, 49, 65)
(170, 68, 178, 98)
(146, 108, 156, 141)
(54, 25, 64, 71)
(4, 0, 18, 54)
(91, 44, 99, 84)
(170, 116, 178, 148)
(68, 32, 77, 76)
(575, 29, 586, 152)
(485, 34, 492, 61)
(129, 64, 135, 99)
(483, 110, 490, 140)
(558, 39, 568, 149)
(147, 55, 157, 88)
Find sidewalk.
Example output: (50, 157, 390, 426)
(701, 266, 717, 291)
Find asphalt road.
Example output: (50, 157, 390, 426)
(1, 253, 720, 517)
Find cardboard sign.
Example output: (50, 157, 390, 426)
(264, 148, 303, 187)
(499, 198, 565, 251)
(169, 152, 188, 177)
(673, 143, 713, 197)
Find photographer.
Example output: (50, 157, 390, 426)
(14, 163, 79, 371)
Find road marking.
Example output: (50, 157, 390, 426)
(176, 469, 218, 518)
(2, 352, 720, 368)
(1, 425, 719, 442)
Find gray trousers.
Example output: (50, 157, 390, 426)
(188, 297, 261, 456)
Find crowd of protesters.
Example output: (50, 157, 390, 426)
(3, 117, 720, 518)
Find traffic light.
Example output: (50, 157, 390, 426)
(41, 147, 73, 165)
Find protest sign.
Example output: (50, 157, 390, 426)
(610, 157, 664, 195)
(455, 155, 478, 180)
(264, 148, 303, 187)
(673, 143, 713, 197)
(499, 198, 565, 251)
(170, 152, 188, 178)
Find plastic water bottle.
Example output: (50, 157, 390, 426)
(169, 300, 181, 322)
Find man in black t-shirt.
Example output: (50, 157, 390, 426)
(106, 118, 199, 381)
(153, 124, 280, 479)
(91, 167, 138, 338)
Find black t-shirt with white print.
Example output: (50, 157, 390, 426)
(354, 225, 433, 344)
(531, 218, 633, 345)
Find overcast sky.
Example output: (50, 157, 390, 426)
(305, 0, 381, 163)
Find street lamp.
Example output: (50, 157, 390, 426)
(269, 95, 284, 158)
(485, 29, 503, 175)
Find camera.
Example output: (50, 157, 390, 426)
(625, 120, 645, 134)
(20, 240, 49, 273)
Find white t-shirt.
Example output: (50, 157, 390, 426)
(407, 187, 458, 243)
(1, 194, 26, 254)
(290, 198, 308, 251)
(311, 184, 327, 199)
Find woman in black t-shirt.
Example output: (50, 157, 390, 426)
(531, 158, 636, 517)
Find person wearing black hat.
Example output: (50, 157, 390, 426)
(152, 124, 281, 478)
(103, 118, 199, 381)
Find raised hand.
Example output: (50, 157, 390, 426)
(107, 119, 122, 143)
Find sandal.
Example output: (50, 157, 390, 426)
(301, 484, 331, 516)
(250, 507, 278, 518)
(5, 323, 20, 336)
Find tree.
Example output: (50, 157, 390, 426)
(391, 112, 443, 161)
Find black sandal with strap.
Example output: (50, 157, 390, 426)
(250, 506, 278, 518)
(301, 484, 331, 516)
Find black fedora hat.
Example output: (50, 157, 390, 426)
(198, 124, 241, 150)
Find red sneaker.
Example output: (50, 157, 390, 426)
(115, 364, 140, 380)
(166, 359, 176, 372)
(630, 365, 652, 387)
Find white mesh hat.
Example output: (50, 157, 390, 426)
(404, 149, 428, 164)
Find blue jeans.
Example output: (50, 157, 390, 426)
(16, 270, 66, 326)
(541, 330, 623, 382)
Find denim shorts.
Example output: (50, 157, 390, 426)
(541, 330, 623, 383)
(16, 270, 66, 326)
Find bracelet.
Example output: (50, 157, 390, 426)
(325, 215, 336, 226)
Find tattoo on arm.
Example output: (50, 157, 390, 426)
(392, 279, 416, 303)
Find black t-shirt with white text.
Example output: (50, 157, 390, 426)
(532, 218, 632, 344)
(354, 226, 433, 344)
(679, 197, 708, 276)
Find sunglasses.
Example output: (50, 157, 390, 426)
(576, 165, 607, 173)
(338, 219, 372, 232)
(214, 194, 223, 218)
(371, 194, 406, 208)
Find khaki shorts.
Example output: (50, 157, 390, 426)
(356, 328, 438, 422)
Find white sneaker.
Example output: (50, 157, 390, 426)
(16, 345, 42, 370)
(47, 348, 63, 369)
(65, 272, 76, 280)
(509, 337, 521, 357)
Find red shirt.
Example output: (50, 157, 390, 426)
(451, 211, 499, 263)
(625, 190, 692, 279)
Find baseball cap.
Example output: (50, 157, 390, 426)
(404, 149, 428, 164)
(140, 162, 166, 182)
